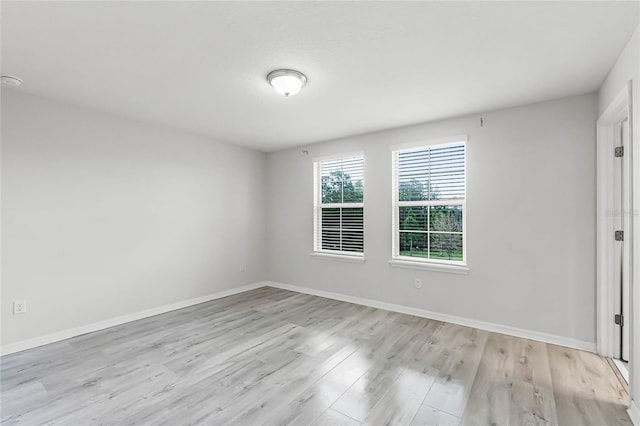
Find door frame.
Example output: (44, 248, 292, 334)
(597, 81, 633, 359)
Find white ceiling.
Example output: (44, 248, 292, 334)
(2, 1, 638, 152)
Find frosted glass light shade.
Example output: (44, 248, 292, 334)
(1, 75, 22, 86)
(267, 69, 307, 97)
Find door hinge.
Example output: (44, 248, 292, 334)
(615, 230, 624, 241)
(615, 314, 624, 326)
(615, 146, 624, 157)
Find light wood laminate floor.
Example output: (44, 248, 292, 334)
(0, 287, 631, 425)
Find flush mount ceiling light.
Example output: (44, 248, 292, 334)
(1, 75, 23, 87)
(266, 69, 307, 97)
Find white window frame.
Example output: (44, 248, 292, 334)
(312, 152, 365, 261)
(390, 136, 468, 273)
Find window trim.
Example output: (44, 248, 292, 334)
(388, 259, 469, 274)
(313, 152, 365, 260)
(310, 252, 366, 263)
(389, 134, 468, 152)
(391, 137, 467, 268)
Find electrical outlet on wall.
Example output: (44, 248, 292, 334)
(13, 300, 27, 315)
(239, 263, 245, 272)
(414, 278, 422, 289)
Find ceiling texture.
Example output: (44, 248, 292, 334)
(2, 1, 639, 152)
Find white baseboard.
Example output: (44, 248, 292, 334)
(0, 281, 268, 356)
(267, 281, 597, 353)
(630, 400, 640, 426)
(613, 358, 630, 383)
(1, 280, 597, 357)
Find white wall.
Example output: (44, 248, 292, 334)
(267, 94, 598, 346)
(598, 24, 640, 423)
(1, 90, 267, 347)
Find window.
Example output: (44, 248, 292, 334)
(392, 139, 466, 265)
(314, 154, 364, 257)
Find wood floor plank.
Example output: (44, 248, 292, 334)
(0, 381, 48, 421)
(331, 318, 440, 422)
(312, 408, 361, 426)
(361, 366, 437, 426)
(330, 360, 405, 422)
(207, 341, 358, 425)
(460, 333, 515, 426)
(411, 404, 461, 426)
(548, 344, 632, 425)
(258, 348, 372, 425)
(0, 286, 632, 425)
(420, 324, 489, 418)
(462, 333, 558, 426)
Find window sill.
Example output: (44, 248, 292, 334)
(388, 259, 470, 274)
(310, 252, 366, 263)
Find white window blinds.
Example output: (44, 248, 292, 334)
(314, 155, 364, 255)
(392, 141, 466, 263)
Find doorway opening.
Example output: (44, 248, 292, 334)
(597, 81, 633, 384)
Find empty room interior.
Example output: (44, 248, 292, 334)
(2, 1, 640, 425)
